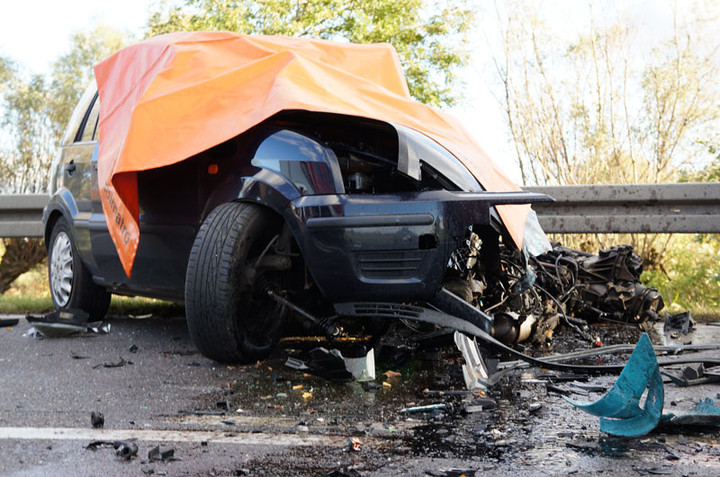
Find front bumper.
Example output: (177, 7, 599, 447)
(284, 190, 551, 302)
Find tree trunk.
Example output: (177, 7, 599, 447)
(0, 238, 46, 294)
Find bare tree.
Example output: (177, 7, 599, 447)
(493, 0, 720, 259)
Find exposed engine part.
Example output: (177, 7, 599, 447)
(533, 244, 665, 324)
(347, 172, 372, 192)
(444, 231, 665, 347)
(267, 289, 340, 339)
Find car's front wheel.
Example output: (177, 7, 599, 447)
(184, 202, 287, 363)
(47, 217, 111, 320)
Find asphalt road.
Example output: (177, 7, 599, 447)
(0, 312, 719, 476)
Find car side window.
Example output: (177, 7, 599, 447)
(76, 94, 100, 143)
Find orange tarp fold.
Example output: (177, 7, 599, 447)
(94, 31, 528, 277)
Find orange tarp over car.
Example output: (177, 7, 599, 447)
(94, 31, 529, 277)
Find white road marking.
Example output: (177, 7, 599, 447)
(0, 427, 348, 446)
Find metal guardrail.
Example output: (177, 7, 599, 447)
(0, 183, 718, 237)
(0, 194, 47, 238)
(525, 182, 720, 233)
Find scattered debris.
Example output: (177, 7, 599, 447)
(454, 331, 490, 392)
(26, 309, 89, 337)
(399, 404, 448, 414)
(129, 313, 153, 319)
(25, 309, 110, 338)
(285, 348, 353, 382)
(148, 445, 176, 462)
(178, 410, 226, 416)
(425, 469, 477, 477)
(116, 441, 139, 460)
(91, 411, 104, 428)
(85, 440, 138, 460)
(92, 356, 132, 369)
(327, 465, 362, 477)
(528, 402, 543, 413)
(71, 351, 90, 360)
(661, 398, 720, 429)
(342, 347, 376, 382)
(662, 363, 720, 386)
(87, 322, 111, 334)
(346, 437, 362, 452)
(128, 344, 139, 353)
(664, 312, 695, 335)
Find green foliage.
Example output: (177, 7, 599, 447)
(0, 74, 54, 193)
(147, 0, 474, 106)
(47, 25, 129, 141)
(642, 234, 720, 320)
(0, 57, 14, 91)
(683, 143, 720, 182)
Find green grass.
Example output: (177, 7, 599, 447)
(0, 262, 184, 317)
(0, 295, 53, 315)
(0, 293, 184, 317)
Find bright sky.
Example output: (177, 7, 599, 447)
(0, 1, 706, 183)
(0, 1, 150, 73)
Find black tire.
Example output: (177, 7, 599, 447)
(47, 217, 111, 320)
(185, 202, 286, 363)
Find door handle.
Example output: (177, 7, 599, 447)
(65, 161, 76, 175)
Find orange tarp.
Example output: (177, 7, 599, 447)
(94, 31, 528, 277)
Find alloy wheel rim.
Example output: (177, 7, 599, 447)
(50, 231, 73, 307)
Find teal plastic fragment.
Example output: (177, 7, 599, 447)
(563, 333, 664, 437)
(661, 397, 720, 428)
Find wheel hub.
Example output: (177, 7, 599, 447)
(50, 231, 73, 307)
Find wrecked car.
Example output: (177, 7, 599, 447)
(42, 32, 661, 365)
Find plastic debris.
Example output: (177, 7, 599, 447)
(26, 309, 89, 337)
(664, 311, 694, 335)
(346, 437, 362, 452)
(91, 411, 104, 428)
(399, 403, 447, 413)
(129, 313, 153, 319)
(148, 445, 176, 462)
(0, 318, 19, 327)
(454, 331, 489, 392)
(85, 440, 138, 460)
(284, 348, 353, 382)
(383, 370, 401, 379)
(563, 333, 664, 437)
(662, 363, 720, 386)
(660, 397, 720, 428)
(115, 441, 138, 460)
(25, 309, 110, 337)
(92, 356, 132, 369)
(342, 347, 376, 382)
